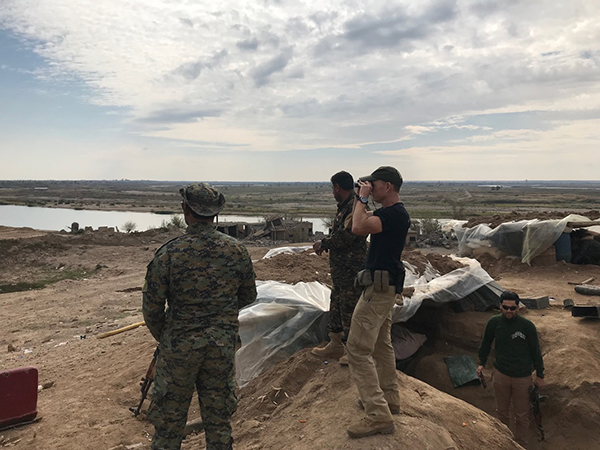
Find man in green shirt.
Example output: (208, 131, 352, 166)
(477, 291, 545, 448)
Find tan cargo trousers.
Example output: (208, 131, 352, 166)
(493, 368, 532, 448)
(347, 284, 399, 423)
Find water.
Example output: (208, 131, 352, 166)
(0, 205, 329, 234)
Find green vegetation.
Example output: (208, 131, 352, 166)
(0, 268, 90, 294)
(420, 218, 442, 235)
(159, 214, 186, 230)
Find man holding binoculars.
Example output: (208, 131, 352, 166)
(345, 166, 410, 439)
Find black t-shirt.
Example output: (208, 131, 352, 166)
(365, 202, 410, 282)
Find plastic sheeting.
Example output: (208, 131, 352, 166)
(236, 281, 330, 386)
(392, 256, 494, 323)
(455, 214, 597, 264)
(263, 246, 313, 259)
(237, 253, 495, 385)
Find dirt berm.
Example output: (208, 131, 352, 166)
(2, 227, 600, 449)
(184, 348, 520, 450)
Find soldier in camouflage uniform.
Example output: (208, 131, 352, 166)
(311, 171, 367, 364)
(143, 183, 257, 450)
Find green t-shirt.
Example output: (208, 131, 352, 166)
(478, 314, 545, 378)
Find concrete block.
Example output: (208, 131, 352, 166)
(520, 296, 550, 309)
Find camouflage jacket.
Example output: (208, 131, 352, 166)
(319, 194, 367, 278)
(143, 221, 257, 349)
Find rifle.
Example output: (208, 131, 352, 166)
(529, 384, 547, 441)
(129, 347, 159, 416)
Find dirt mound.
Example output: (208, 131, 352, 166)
(474, 253, 531, 279)
(404, 249, 465, 275)
(0, 228, 181, 287)
(253, 250, 332, 285)
(464, 210, 600, 229)
(183, 348, 522, 450)
(253, 249, 465, 285)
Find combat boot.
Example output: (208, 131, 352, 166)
(311, 332, 344, 358)
(347, 417, 395, 438)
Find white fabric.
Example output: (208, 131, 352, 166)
(262, 245, 313, 259)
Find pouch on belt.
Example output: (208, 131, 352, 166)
(373, 270, 389, 293)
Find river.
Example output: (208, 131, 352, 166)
(0, 205, 329, 234)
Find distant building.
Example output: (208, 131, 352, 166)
(218, 216, 314, 242)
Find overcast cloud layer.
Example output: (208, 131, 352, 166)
(0, 0, 599, 180)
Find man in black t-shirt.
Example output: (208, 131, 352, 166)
(345, 166, 410, 439)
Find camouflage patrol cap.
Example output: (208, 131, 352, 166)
(179, 183, 225, 216)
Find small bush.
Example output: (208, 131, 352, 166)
(122, 221, 137, 233)
(169, 215, 186, 229)
(421, 218, 442, 235)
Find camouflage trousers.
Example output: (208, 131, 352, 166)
(328, 273, 363, 339)
(147, 342, 237, 450)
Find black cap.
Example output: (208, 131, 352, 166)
(360, 166, 403, 188)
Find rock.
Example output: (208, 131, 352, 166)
(7, 344, 17, 352)
(125, 444, 143, 450)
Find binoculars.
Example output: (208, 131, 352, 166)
(354, 180, 370, 188)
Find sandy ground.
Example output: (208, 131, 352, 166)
(1, 226, 600, 450)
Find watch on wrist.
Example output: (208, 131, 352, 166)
(358, 196, 369, 204)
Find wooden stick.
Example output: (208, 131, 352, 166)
(96, 321, 146, 339)
(567, 277, 595, 285)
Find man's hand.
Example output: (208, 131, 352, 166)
(476, 365, 484, 378)
(534, 377, 545, 388)
(313, 240, 323, 256)
(356, 180, 372, 199)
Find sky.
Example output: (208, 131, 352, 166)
(0, 0, 599, 181)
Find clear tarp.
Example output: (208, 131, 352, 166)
(454, 214, 597, 264)
(236, 280, 330, 386)
(392, 256, 494, 323)
(236, 255, 495, 385)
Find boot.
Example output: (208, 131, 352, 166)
(347, 417, 394, 439)
(311, 332, 344, 358)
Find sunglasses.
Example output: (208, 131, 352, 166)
(501, 305, 517, 311)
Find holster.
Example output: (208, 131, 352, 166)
(395, 265, 406, 294)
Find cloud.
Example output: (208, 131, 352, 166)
(236, 37, 259, 51)
(0, 0, 600, 180)
(170, 50, 228, 80)
(136, 108, 222, 124)
(250, 47, 293, 87)
(315, 0, 459, 55)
